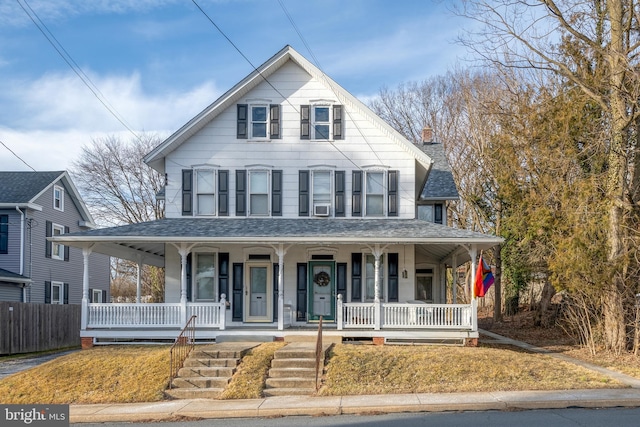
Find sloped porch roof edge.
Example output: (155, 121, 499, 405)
(51, 218, 502, 266)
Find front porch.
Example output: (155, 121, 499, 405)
(81, 297, 479, 345)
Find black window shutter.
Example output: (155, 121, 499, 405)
(352, 171, 362, 217)
(89, 288, 94, 303)
(219, 253, 229, 307)
(351, 253, 362, 302)
(270, 104, 281, 139)
(186, 253, 192, 302)
(182, 169, 193, 216)
(388, 170, 398, 217)
(435, 203, 443, 224)
(0, 215, 8, 254)
(45, 220, 52, 258)
(45, 281, 51, 303)
(232, 263, 244, 321)
(63, 283, 69, 304)
(102, 290, 108, 303)
(300, 105, 310, 139)
(236, 170, 247, 216)
(298, 170, 309, 216)
(64, 226, 70, 261)
(337, 263, 347, 302)
(388, 253, 399, 302)
(237, 104, 248, 139)
(296, 263, 307, 321)
(335, 171, 345, 217)
(272, 170, 283, 216)
(273, 263, 279, 322)
(218, 170, 229, 216)
(333, 105, 343, 140)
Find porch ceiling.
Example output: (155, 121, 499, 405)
(52, 218, 502, 266)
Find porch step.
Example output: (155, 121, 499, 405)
(165, 342, 258, 400)
(263, 342, 332, 397)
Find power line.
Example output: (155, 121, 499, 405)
(0, 139, 37, 171)
(17, 0, 141, 142)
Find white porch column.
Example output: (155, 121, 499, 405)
(337, 294, 344, 330)
(275, 244, 286, 331)
(81, 245, 93, 331)
(177, 244, 190, 325)
(469, 245, 478, 332)
(373, 244, 383, 331)
(136, 254, 143, 304)
(452, 253, 458, 303)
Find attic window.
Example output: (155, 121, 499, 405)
(53, 185, 64, 212)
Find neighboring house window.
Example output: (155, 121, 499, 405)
(249, 170, 270, 216)
(0, 215, 7, 254)
(237, 104, 281, 140)
(194, 252, 216, 301)
(51, 281, 64, 304)
(196, 169, 215, 215)
(53, 185, 64, 211)
(51, 223, 65, 260)
(312, 171, 332, 216)
(364, 254, 385, 301)
(365, 171, 385, 216)
(92, 289, 103, 303)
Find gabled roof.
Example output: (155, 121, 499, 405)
(0, 171, 96, 227)
(417, 142, 459, 201)
(144, 45, 434, 174)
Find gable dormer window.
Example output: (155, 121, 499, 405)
(237, 103, 281, 140)
(53, 185, 64, 211)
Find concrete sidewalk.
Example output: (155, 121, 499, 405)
(70, 389, 640, 423)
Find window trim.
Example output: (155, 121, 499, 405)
(92, 289, 103, 303)
(248, 170, 271, 216)
(53, 185, 64, 212)
(312, 170, 333, 216)
(195, 168, 216, 216)
(364, 170, 386, 217)
(51, 281, 64, 305)
(51, 223, 65, 260)
(249, 104, 269, 140)
(311, 104, 331, 140)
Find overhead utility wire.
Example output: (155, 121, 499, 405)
(189, 0, 363, 171)
(0, 139, 36, 171)
(17, 0, 141, 142)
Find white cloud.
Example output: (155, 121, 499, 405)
(0, 71, 220, 171)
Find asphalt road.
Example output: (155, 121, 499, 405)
(0, 349, 78, 380)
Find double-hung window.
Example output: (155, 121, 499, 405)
(195, 169, 215, 215)
(237, 103, 280, 140)
(312, 171, 332, 215)
(53, 185, 64, 211)
(194, 252, 216, 301)
(51, 281, 64, 304)
(249, 171, 269, 216)
(312, 106, 330, 140)
(365, 171, 385, 216)
(250, 105, 268, 139)
(51, 224, 65, 260)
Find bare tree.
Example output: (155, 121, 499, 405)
(71, 134, 166, 301)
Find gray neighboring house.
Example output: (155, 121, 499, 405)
(0, 171, 110, 304)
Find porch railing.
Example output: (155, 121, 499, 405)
(337, 295, 472, 330)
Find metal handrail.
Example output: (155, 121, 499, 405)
(168, 315, 197, 389)
(315, 316, 323, 391)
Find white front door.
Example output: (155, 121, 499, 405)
(245, 263, 272, 322)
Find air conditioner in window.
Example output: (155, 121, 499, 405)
(313, 203, 331, 217)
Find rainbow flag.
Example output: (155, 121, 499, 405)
(474, 255, 494, 298)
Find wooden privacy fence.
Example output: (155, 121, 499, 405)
(0, 302, 81, 355)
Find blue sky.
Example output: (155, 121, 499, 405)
(0, 0, 472, 171)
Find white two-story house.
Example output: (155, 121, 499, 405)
(53, 46, 501, 346)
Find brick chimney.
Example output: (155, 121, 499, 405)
(421, 126, 433, 144)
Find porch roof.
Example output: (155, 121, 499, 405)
(51, 218, 502, 266)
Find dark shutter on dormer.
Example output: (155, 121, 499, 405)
(335, 171, 345, 217)
(352, 170, 362, 217)
(45, 221, 52, 258)
(218, 170, 229, 216)
(272, 170, 282, 216)
(237, 104, 248, 139)
(388, 170, 398, 216)
(236, 170, 247, 216)
(270, 104, 281, 139)
(300, 105, 310, 139)
(182, 169, 193, 216)
(333, 105, 343, 140)
(299, 170, 310, 216)
(64, 226, 70, 261)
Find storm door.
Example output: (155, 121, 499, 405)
(245, 263, 272, 322)
(308, 261, 335, 322)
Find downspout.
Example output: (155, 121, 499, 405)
(15, 207, 26, 302)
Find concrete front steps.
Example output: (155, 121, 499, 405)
(165, 342, 257, 399)
(264, 341, 333, 397)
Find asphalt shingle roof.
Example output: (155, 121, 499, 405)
(0, 171, 64, 204)
(417, 143, 459, 200)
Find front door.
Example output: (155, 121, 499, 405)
(308, 261, 335, 322)
(245, 263, 272, 322)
